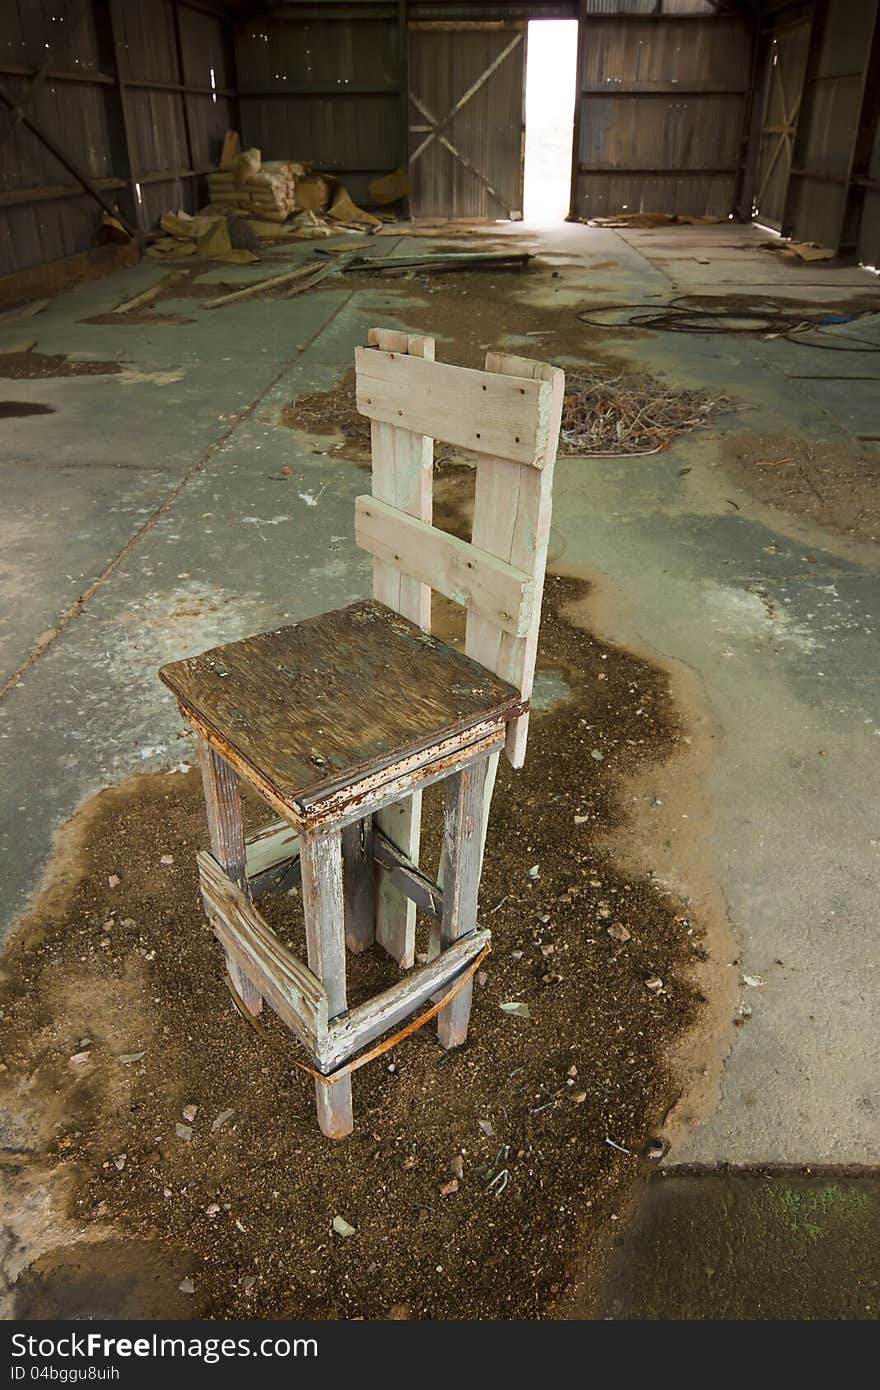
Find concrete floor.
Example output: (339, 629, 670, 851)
(1, 221, 878, 1313)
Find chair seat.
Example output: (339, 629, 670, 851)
(160, 599, 523, 827)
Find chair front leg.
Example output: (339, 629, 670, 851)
(198, 738, 263, 1016)
(300, 828, 354, 1139)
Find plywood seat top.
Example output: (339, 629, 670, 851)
(160, 599, 523, 825)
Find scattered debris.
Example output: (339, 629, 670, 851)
(644, 976, 664, 993)
(605, 1137, 632, 1156)
(107, 875, 120, 888)
(182, 1103, 198, 1122)
(343, 250, 530, 275)
(742, 974, 765, 988)
(561, 368, 734, 458)
(450, 1155, 464, 1181)
(607, 923, 631, 943)
(178, 1277, 195, 1295)
(211, 1108, 234, 1132)
(160, 854, 174, 866)
(439, 1179, 459, 1196)
(478, 1118, 496, 1138)
(175, 1122, 193, 1141)
(368, 167, 409, 206)
(118, 1051, 145, 1065)
(759, 238, 835, 262)
(202, 256, 342, 310)
(332, 1215, 356, 1238)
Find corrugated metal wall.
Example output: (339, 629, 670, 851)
(784, 0, 879, 250)
(572, 5, 753, 220)
(234, 12, 404, 209)
(408, 22, 526, 218)
(0, 0, 235, 278)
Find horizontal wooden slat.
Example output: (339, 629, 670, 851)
(355, 497, 534, 638)
(354, 346, 553, 467)
(373, 827, 443, 923)
(198, 851, 328, 1052)
(318, 929, 490, 1071)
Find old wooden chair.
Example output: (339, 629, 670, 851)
(159, 328, 564, 1138)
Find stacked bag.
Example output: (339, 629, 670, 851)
(205, 135, 332, 222)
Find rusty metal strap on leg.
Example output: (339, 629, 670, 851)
(227, 942, 491, 1087)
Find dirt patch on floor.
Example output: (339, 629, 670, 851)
(0, 352, 121, 380)
(82, 312, 195, 327)
(722, 431, 880, 545)
(0, 576, 705, 1320)
(281, 360, 734, 465)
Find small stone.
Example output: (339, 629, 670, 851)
(114, 1153, 127, 1170)
(597, 906, 611, 919)
(160, 854, 174, 866)
(182, 1104, 198, 1123)
(69, 1051, 91, 1069)
(528, 865, 539, 880)
(500, 1001, 530, 1019)
(607, 923, 631, 943)
(163, 1187, 173, 1199)
(574, 815, 589, 825)
(590, 749, 604, 761)
(179, 1278, 195, 1295)
(211, 1108, 234, 1132)
(450, 1154, 464, 1181)
(644, 976, 664, 993)
(332, 1215, 356, 1238)
(175, 1123, 193, 1141)
(540, 944, 555, 957)
(571, 1091, 587, 1105)
(402, 1155, 418, 1170)
(478, 1118, 496, 1138)
(567, 1064, 578, 1078)
(206, 1202, 221, 1216)
(243, 1275, 257, 1292)
(742, 974, 765, 988)
(439, 1178, 459, 1196)
(107, 875, 120, 888)
(119, 1051, 145, 1065)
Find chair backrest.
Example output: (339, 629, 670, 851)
(355, 326, 564, 768)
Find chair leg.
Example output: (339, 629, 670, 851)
(300, 829, 354, 1138)
(198, 738, 263, 1016)
(374, 791, 421, 968)
(342, 816, 375, 954)
(435, 757, 490, 1050)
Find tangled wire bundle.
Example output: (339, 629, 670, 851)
(576, 294, 880, 352)
(560, 370, 735, 457)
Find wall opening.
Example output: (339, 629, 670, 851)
(523, 19, 578, 223)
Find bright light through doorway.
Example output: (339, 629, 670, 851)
(523, 20, 578, 223)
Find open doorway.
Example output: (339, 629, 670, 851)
(523, 19, 579, 223)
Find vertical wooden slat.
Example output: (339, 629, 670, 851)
(368, 326, 435, 969)
(433, 757, 489, 1050)
(342, 816, 374, 954)
(300, 830, 353, 1139)
(466, 352, 565, 769)
(198, 737, 263, 1016)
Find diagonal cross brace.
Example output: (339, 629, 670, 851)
(409, 91, 509, 212)
(409, 30, 523, 169)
